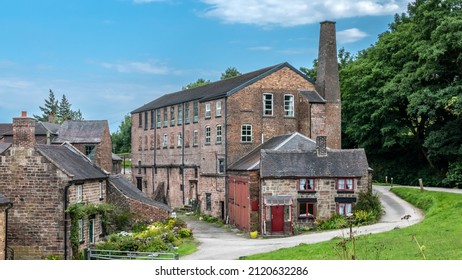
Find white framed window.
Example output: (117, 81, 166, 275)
(76, 184, 83, 203)
(163, 133, 168, 147)
(263, 93, 273, 116)
(284, 94, 294, 117)
(193, 130, 198, 146)
(216, 125, 222, 143)
(177, 132, 182, 147)
(337, 178, 354, 191)
(78, 219, 84, 242)
(205, 103, 211, 118)
(216, 101, 222, 117)
(338, 203, 353, 216)
(241, 124, 252, 143)
(205, 126, 211, 144)
(99, 181, 103, 200)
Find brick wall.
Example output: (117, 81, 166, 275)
(226, 66, 316, 165)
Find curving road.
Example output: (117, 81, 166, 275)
(181, 185, 426, 260)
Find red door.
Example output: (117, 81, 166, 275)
(271, 206, 284, 233)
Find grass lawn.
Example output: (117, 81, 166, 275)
(176, 238, 198, 257)
(242, 188, 462, 260)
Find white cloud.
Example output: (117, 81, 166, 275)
(337, 28, 368, 44)
(200, 0, 411, 26)
(101, 61, 169, 75)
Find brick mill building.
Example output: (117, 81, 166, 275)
(132, 22, 340, 208)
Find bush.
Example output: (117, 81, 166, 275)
(355, 190, 382, 222)
(317, 215, 348, 230)
(178, 227, 192, 238)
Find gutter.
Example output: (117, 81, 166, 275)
(63, 183, 72, 260)
(4, 202, 13, 260)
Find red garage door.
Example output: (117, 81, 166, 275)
(228, 177, 250, 231)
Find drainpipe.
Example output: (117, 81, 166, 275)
(4, 202, 13, 260)
(181, 102, 185, 206)
(63, 183, 72, 260)
(224, 97, 228, 222)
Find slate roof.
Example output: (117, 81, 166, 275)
(300, 90, 325, 103)
(109, 175, 171, 211)
(53, 120, 107, 144)
(0, 193, 11, 205)
(0, 122, 60, 136)
(0, 143, 11, 154)
(132, 62, 316, 113)
(36, 144, 108, 181)
(260, 149, 370, 178)
(228, 132, 317, 171)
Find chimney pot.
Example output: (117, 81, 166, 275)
(21, 111, 27, 118)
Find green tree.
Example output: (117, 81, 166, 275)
(221, 67, 241, 80)
(112, 114, 132, 154)
(35, 90, 84, 123)
(34, 89, 58, 122)
(341, 0, 462, 186)
(182, 78, 211, 90)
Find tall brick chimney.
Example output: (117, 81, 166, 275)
(13, 111, 36, 148)
(316, 21, 341, 149)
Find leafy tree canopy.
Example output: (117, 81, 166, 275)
(340, 0, 462, 186)
(112, 114, 132, 154)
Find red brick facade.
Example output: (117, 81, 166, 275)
(131, 66, 331, 219)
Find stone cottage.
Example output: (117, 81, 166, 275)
(228, 133, 371, 235)
(0, 112, 170, 259)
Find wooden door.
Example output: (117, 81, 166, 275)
(271, 205, 284, 233)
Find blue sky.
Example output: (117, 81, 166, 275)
(0, 0, 412, 133)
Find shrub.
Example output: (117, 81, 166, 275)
(178, 227, 192, 238)
(317, 215, 348, 230)
(355, 190, 382, 222)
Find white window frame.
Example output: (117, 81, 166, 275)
(99, 181, 103, 200)
(241, 124, 252, 143)
(177, 132, 182, 147)
(284, 94, 294, 117)
(156, 109, 161, 128)
(163, 133, 168, 147)
(216, 125, 222, 143)
(178, 104, 183, 125)
(205, 103, 211, 118)
(216, 101, 222, 117)
(263, 93, 273, 116)
(76, 184, 83, 203)
(193, 130, 198, 146)
(299, 178, 315, 191)
(205, 126, 211, 144)
(338, 203, 353, 216)
(193, 101, 199, 123)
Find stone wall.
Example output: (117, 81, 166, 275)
(0, 147, 107, 259)
(0, 204, 7, 260)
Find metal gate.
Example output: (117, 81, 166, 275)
(86, 249, 179, 260)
